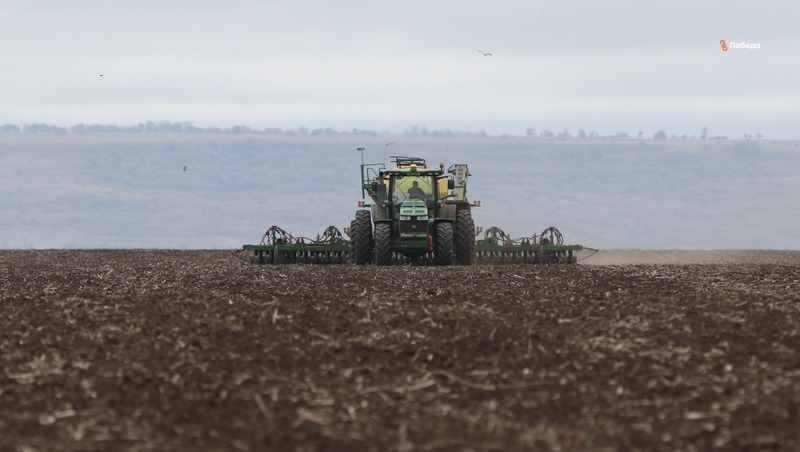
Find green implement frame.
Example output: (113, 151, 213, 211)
(236, 224, 583, 265)
(474, 226, 582, 264)
(234, 225, 351, 265)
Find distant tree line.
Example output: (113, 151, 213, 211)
(0, 121, 321, 135)
(0, 121, 763, 140)
(0, 121, 499, 138)
(527, 126, 762, 141)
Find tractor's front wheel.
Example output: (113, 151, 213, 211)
(374, 223, 393, 265)
(434, 222, 453, 266)
(352, 210, 374, 265)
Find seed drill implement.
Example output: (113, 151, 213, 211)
(232, 225, 350, 264)
(474, 226, 580, 264)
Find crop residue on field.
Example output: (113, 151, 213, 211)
(1, 250, 799, 450)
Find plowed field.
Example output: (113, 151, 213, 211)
(2, 250, 799, 451)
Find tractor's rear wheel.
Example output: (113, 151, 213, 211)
(352, 210, 374, 265)
(454, 208, 475, 265)
(374, 223, 393, 265)
(434, 222, 453, 266)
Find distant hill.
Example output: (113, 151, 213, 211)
(1, 133, 798, 249)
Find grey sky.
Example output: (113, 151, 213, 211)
(2, 0, 798, 137)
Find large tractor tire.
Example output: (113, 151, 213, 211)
(454, 208, 475, 265)
(374, 223, 393, 265)
(433, 222, 454, 266)
(351, 210, 374, 265)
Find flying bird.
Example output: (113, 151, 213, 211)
(477, 50, 492, 56)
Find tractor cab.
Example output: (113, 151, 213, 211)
(386, 171, 438, 241)
(389, 172, 436, 208)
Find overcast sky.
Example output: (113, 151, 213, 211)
(2, 0, 798, 138)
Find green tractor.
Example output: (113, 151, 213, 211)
(350, 156, 478, 266)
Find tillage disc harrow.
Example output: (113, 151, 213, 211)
(232, 225, 350, 264)
(474, 226, 581, 264)
(235, 224, 582, 265)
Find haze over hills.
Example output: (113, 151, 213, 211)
(1, 131, 798, 250)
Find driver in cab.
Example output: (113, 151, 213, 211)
(407, 181, 426, 200)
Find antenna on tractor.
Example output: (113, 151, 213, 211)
(383, 141, 396, 165)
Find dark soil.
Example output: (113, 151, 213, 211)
(2, 250, 799, 451)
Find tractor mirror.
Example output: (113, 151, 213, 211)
(447, 179, 455, 190)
